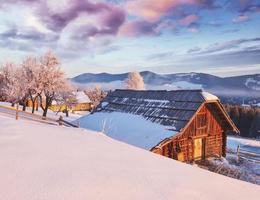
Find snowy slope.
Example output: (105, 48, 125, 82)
(0, 115, 260, 200)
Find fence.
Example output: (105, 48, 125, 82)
(0, 105, 78, 128)
(235, 145, 260, 164)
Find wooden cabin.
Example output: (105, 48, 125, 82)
(92, 89, 239, 162)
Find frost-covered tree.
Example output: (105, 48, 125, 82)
(21, 56, 42, 113)
(85, 85, 107, 109)
(38, 51, 71, 117)
(0, 62, 27, 106)
(124, 71, 145, 90)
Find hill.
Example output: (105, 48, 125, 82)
(72, 71, 260, 105)
(0, 115, 260, 199)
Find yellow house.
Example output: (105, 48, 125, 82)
(72, 91, 92, 111)
(50, 91, 93, 112)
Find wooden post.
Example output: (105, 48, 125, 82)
(15, 103, 19, 120)
(58, 116, 63, 126)
(236, 145, 240, 163)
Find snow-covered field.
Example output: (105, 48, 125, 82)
(1, 114, 260, 200)
(0, 101, 87, 122)
(227, 136, 260, 153)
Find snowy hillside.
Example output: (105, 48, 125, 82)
(0, 115, 260, 200)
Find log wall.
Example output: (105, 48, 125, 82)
(153, 103, 226, 162)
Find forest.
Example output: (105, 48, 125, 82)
(224, 104, 260, 138)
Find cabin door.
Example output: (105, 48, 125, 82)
(193, 138, 205, 161)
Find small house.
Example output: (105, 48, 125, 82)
(50, 91, 93, 112)
(79, 89, 238, 162)
(72, 91, 92, 111)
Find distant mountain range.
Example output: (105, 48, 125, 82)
(72, 71, 260, 105)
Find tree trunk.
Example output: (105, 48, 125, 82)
(43, 108, 48, 118)
(32, 100, 35, 114)
(36, 101, 38, 111)
(65, 105, 69, 117)
(41, 96, 52, 118)
(22, 103, 26, 111)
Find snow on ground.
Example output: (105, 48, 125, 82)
(227, 136, 260, 153)
(245, 78, 260, 91)
(227, 136, 260, 182)
(0, 101, 87, 122)
(77, 112, 176, 150)
(0, 115, 260, 200)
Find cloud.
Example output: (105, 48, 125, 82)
(179, 14, 199, 26)
(194, 38, 260, 54)
(39, 0, 125, 33)
(226, 0, 260, 13)
(232, 15, 250, 23)
(189, 27, 199, 33)
(187, 47, 201, 53)
(146, 51, 174, 60)
(0, 0, 126, 55)
(2, 0, 126, 35)
(126, 0, 216, 23)
(119, 20, 159, 37)
(0, 27, 58, 42)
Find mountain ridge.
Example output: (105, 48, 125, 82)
(71, 71, 260, 104)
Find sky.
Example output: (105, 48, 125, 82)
(0, 0, 260, 77)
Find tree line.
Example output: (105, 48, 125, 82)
(224, 104, 260, 138)
(0, 51, 76, 117)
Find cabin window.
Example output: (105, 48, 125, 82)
(197, 113, 207, 128)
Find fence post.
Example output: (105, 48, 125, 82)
(236, 145, 240, 163)
(15, 103, 19, 120)
(58, 116, 63, 126)
(77, 120, 80, 128)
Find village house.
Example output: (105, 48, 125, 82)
(72, 91, 93, 111)
(82, 89, 239, 162)
(51, 91, 93, 112)
(27, 91, 93, 112)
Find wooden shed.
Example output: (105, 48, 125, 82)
(92, 89, 239, 162)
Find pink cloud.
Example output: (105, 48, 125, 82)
(127, 0, 212, 22)
(232, 15, 250, 23)
(119, 20, 158, 37)
(127, 0, 195, 22)
(179, 14, 199, 26)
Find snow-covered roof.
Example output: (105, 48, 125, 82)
(1, 115, 259, 200)
(95, 89, 220, 132)
(201, 91, 219, 101)
(76, 91, 91, 103)
(78, 112, 176, 150)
